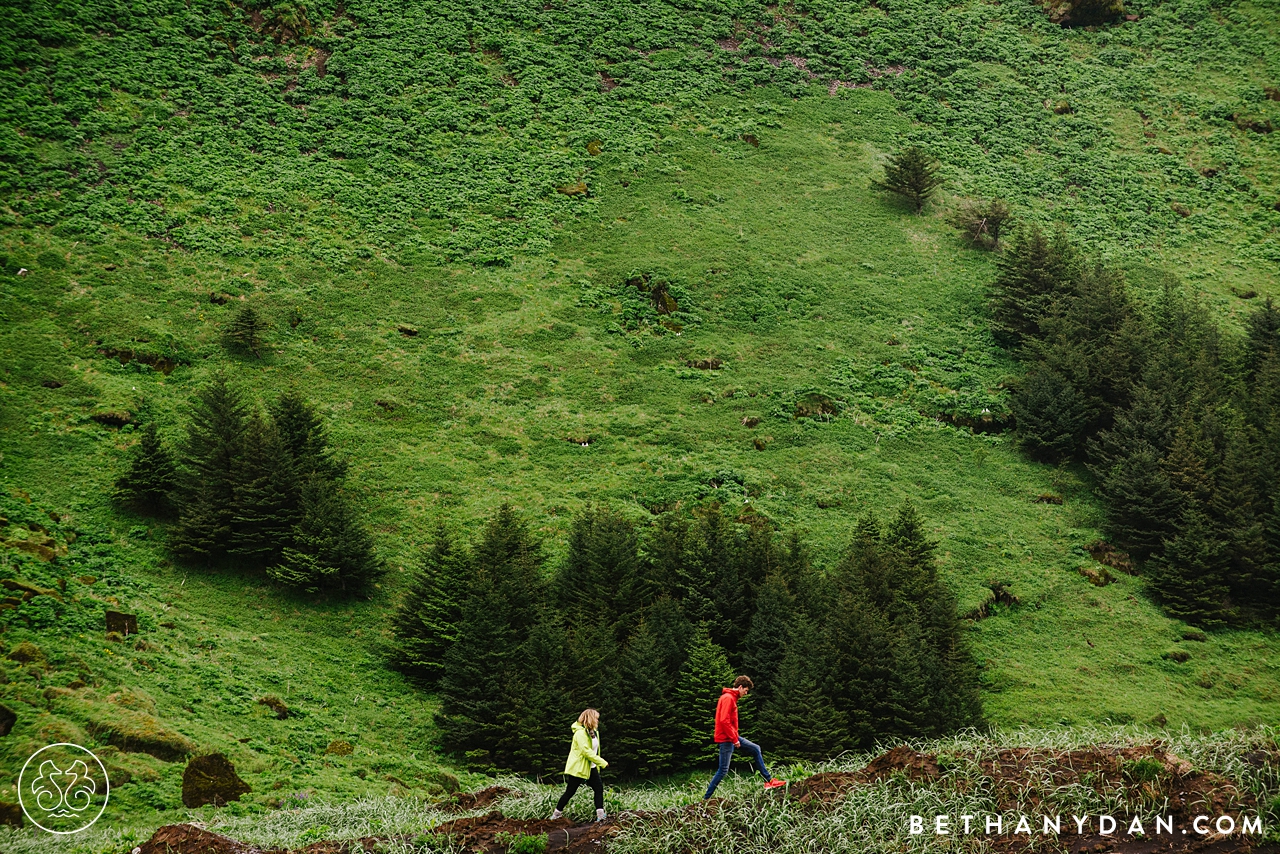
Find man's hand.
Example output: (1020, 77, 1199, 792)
(734, 741, 740, 747)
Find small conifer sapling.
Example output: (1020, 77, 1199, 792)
(876, 146, 943, 213)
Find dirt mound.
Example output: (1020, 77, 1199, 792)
(435, 811, 618, 853)
(790, 745, 941, 804)
(139, 824, 414, 854)
(978, 743, 1255, 823)
(440, 785, 521, 813)
(789, 743, 1272, 854)
(138, 824, 279, 854)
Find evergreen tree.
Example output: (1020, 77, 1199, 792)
(390, 526, 472, 683)
(1244, 297, 1280, 377)
(437, 505, 545, 767)
(674, 508, 723, 629)
(1161, 423, 1215, 512)
(883, 501, 984, 731)
(989, 226, 1078, 349)
(114, 422, 177, 515)
(1011, 368, 1091, 461)
(224, 303, 266, 358)
(270, 475, 381, 593)
(881, 614, 931, 738)
(1209, 428, 1273, 608)
(1147, 510, 1231, 627)
(756, 622, 845, 760)
(876, 145, 943, 213)
(172, 375, 249, 564)
(609, 620, 679, 776)
(271, 389, 345, 480)
(643, 597, 695, 680)
(1027, 261, 1141, 436)
(740, 573, 795, 707)
(885, 500, 935, 577)
(825, 585, 893, 748)
(437, 568, 521, 769)
(1089, 385, 1182, 559)
(672, 626, 734, 765)
(641, 511, 690, 601)
(229, 410, 298, 567)
(565, 618, 621, 720)
(558, 505, 643, 640)
(508, 611, 576, 775)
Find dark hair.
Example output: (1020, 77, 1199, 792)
(732, 675, 754, 690)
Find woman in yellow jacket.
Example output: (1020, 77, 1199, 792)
(549, 708, 608, 821)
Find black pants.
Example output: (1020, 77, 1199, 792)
(556, 768, 603, 811)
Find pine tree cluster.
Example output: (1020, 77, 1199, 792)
(991, 227, 1280, 626)
(391, 501, 982, 776)
(116, 376, 381, 594)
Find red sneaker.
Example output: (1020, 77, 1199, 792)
(763, 779, 787, 790)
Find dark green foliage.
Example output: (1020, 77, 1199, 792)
(1063, 0, 1125, 27)
(114, 422, 178, 515)
(437, 505, 546, 768)
(740, 574, 796, 708)
(609, 620, 678, 776)
(1147, 511, 1231, 627)
(989, 226, 1079, 349)
(224, 304, 267, 359)
(875, 146, 943, 213)
(230, 412, 298, 566)
(557, 505, 643, 640)
(171, 376, 249, 563)
(672, 625, 735, 766)
(993, 234, 1280, 622)
(1029, 264, 1140, 430)
(433, 501, 981, 773)
(950, 199, 1013, 249)
(390, 527, 472, 684)
(271, 389, 346, 481)
(169, 377, 378, 593)
(756, 622, 845, 760)
(1243, 298, 1280, 377)
(508, 612, 576, 776)
(1010, 368, 1090, 462)
(270, 475, 382, 593)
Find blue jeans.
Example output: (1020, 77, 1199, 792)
(703, 737, 770, 798)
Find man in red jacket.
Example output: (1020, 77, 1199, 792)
(703, 675, 786, 798)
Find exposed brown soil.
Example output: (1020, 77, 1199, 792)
(435, 811, 618, 852)
(1088, 539, 1136, 574)
(439, 785, 521, 813)
(790, 744, 943, 804)
(791, 743, 1273, 854)
(137, 823, 278, 854)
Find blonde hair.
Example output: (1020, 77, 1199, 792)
(577, 708, 599, 731)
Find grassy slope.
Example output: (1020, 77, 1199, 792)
(1, 0, 1279, 842)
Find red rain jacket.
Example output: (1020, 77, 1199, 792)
(713, 687, 740, 744)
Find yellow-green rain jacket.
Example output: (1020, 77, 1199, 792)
(563, 721, 607, 778)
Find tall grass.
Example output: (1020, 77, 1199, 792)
(3, 726, 1272, 854)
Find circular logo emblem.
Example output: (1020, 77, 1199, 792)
(18, 743, 110, 834)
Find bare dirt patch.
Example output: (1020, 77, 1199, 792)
(439, 784, 521, 813)
(791, 744, 942, 804)
(435, 811, 619, 852)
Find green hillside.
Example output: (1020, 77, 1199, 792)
(1, 0, 1279, 847)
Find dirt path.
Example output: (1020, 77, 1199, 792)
(136, 744, 1277, 854)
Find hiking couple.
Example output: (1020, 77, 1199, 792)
(550, 675, 786, 821)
